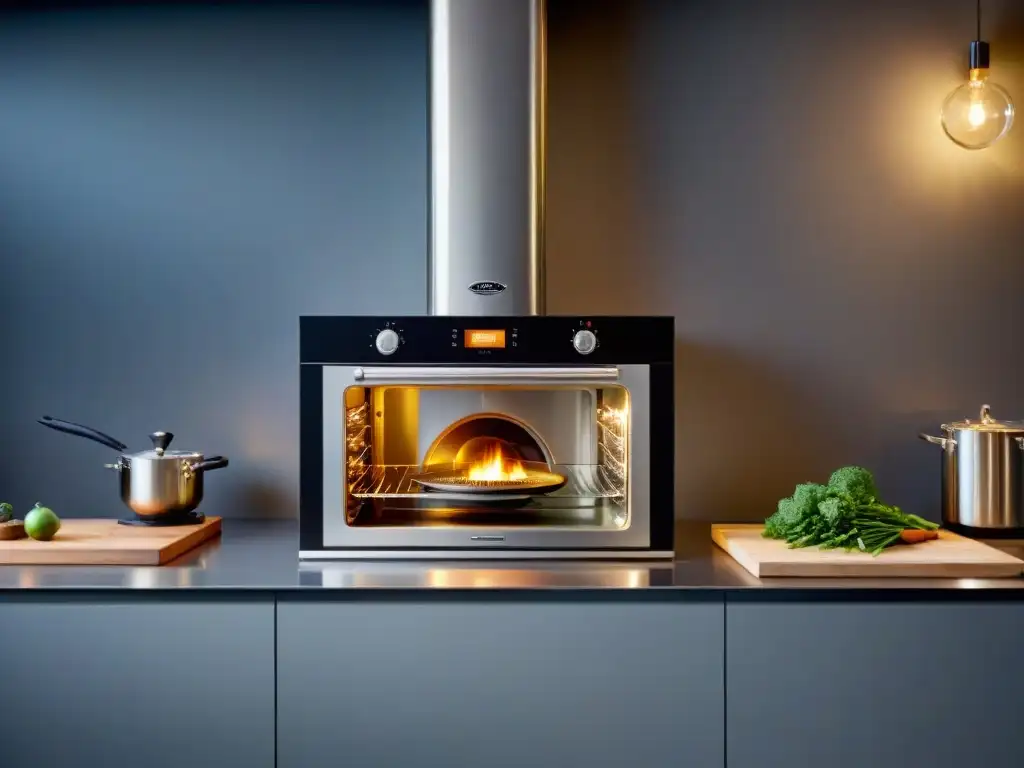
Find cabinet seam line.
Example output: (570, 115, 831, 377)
(274, 597, 279, 768)
(723, 594, 728, 768)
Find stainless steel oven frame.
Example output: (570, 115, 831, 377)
(300, 316, 674, 559)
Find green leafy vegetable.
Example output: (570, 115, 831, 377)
(0, 502, 12, 523)
(763, 466, 938, 556)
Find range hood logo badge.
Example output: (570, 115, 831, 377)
(468, 281, 507, 296)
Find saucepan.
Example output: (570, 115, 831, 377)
(38, 416, 229, 520)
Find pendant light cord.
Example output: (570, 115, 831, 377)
(977, 0, 982, 41)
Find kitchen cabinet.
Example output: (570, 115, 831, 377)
(277, 598, 725, 768)
(726, 600, 1024, 768)
(0, 596, 275, 768)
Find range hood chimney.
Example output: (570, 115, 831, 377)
(428, 0, 546, 316)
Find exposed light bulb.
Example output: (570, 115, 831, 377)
(941, 40, 1014, 150)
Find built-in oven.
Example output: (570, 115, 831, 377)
(300, 315, 674, 558)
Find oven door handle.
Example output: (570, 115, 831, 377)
(352, 366, 620, 383)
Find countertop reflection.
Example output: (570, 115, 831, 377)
(1, 520, 1022, 593)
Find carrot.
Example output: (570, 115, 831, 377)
(900, 528, 939, 544)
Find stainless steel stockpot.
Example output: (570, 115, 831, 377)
(919, 404, 1024, 533)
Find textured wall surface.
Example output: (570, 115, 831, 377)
(1, 0, 1023, 521)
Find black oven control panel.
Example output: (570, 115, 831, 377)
(301, 316, 674, 365)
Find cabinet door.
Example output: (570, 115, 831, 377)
(727, 600, 1024, 768)
(278, 598, 724, 768)
(0, 596, 275, 768)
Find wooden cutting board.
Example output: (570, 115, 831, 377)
(712, 524, 1024, 578)
(0, 517, 221, 566)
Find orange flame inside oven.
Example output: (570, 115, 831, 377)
(466, 442, 528, 482)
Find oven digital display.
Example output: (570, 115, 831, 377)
(464, 329, 506, 349)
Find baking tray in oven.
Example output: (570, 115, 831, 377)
(409, 469, 568, 496)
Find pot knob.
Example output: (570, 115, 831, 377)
(149, 431, 174, 456)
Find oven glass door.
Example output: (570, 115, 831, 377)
(321, 365, 651, 550)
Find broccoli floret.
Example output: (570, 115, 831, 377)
(817, 496, 851, 527)
(826, 466, 879, 503)
(792, 482, 828, 511)
(764, 497, 798, 539)
(764, 483, 826, 540)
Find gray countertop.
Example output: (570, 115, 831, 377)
(2, 520, 1024, 594)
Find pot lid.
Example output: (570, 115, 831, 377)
(943, 404, 1024, 432)
(128, 449, 202, 460)
(127, 431, 202, 459)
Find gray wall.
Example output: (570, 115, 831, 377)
(1, 0, 1023, 522)
(546, 0, 1024, 521)
(0, 1, 428, 518)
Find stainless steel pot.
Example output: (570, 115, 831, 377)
(38, 416, 229, 520)
(919, 404, 1024, 533)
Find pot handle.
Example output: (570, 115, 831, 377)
(189, 456, 229, 473)
(38, 416, 128, 452)
(919, 433, 955, 448)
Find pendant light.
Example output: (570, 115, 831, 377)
(941, 0, 1014, 149)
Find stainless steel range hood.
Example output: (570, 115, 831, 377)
(428, 0, 546, 317)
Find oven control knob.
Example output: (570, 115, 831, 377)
(375, 328, 400, 356)
(572, 329, 597, 355)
